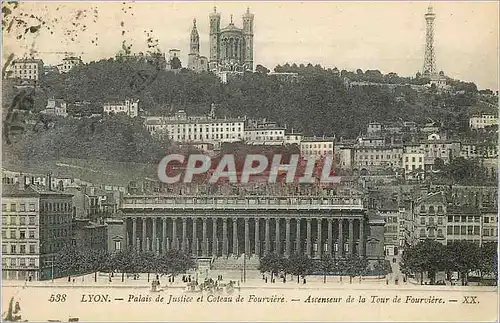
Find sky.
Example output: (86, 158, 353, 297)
(2, 1, 499, 89)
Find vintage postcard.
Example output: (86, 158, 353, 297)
(1, 1, 499, 322)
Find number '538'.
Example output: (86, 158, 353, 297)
(48, 294, 67, 302)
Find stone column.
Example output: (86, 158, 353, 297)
(212, 218, 218, 257)
(222, 218, 228, 257)
(244, 218, 250, 256)
(265, 218, 270, 255)
(295, 219, 301, 254)
(182, 217, 187, 252)
(162, 218, 167, 253)
(275, 218, 280, 255)
(172, 217, 177, 249)
(317, 218, 322, 258)
(306, 219, 312, 257)
(202, 218, 208, 257)
(327, 218, 333, 257)
(142, 217, 147, 252)
(192, 217, 197, 256)
(123, 218, 128, 251)
(359, 218, 365, 257)
(338, 218, 343, 257)
(152, 217, 157, 253)
(132, 217, 137, 250)
(254, 218, 260, 256)
(232, 218, 238, 256)
(285, 218, 291, 257)
(348, 218, 354, 255)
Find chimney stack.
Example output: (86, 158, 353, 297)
(47, 173, 52, 191)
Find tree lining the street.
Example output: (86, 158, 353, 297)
(400, 240, 497, 285)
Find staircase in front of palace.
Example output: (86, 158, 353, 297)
(210, 254, 260, 270)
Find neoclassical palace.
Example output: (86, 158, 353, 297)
(118, 195, 385, 261)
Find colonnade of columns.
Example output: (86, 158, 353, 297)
(126, 216, 366, 258)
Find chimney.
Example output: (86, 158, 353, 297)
(47, 173, 52, 191)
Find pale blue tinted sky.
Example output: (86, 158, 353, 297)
(3, 1, 498, 89)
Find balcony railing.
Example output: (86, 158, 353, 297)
(122, 196, 364, 211)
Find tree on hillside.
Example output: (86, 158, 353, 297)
(478, 242, 497, 283)
(319, 254, 337, 283)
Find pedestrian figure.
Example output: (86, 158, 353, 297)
(188, 276, 192, 283)
(386, 279, 389, 285)
(303, 278, 306, 284)
(73, 279, 75, 283)
(68, 276, 71, 282)
(28, 275, 32, 282)
(265, 277, 268, 283)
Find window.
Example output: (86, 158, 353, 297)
(29, 258, 35, 267)
(10, 204, 16, 212)
(29, 216, 36, 225)
(29, 203, 35, 212)
(20, 245, 26, 254)
(19, 231, 25, 239)
(447, 226, 453, 234)
(2, 204, 6, 212)
(484, 217, 489, 223)
(420, 218, 425, 225)
(115, 241, 122, 251)
(10, 259, 16, 266)
(10, 245, 16, 253)
(19, 216, 26, 225)
(19, 204, 26, 212)
(29, 230, 35, 239)
(420, 229, 426, 237)
(438, 217, 443, 225)
(10, 217, 16, 225)
(29, 245, 35, 254)
(10, 230, 16, 239)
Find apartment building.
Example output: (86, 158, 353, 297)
(2, 183, 73, 281)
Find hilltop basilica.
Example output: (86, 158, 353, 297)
(188, 7, 254, 74)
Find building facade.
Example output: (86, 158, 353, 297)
(2, 184, 73, 281)
(300, 137, 335, 158)
(145, 110, 245, 147)
(209, 7, 254, 72)
(7, 59, 44, 80)
(469, 114, 497, 129)
(57, 56, 83, 73)
(42, 99, 68, 117)
(119, 195, 385, 262)
(103, 99, 139, 118)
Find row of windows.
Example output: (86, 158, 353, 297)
(419, 228, 444, 237)
(420, 205, 445, 213)
(2, 230, 36, 239)
(169, 133, 242, 141)
(248, 131, 284, 135)
(405, 156, 423, 163)
(302, 143, 333, 149)
(2, 257, 37, 268)
(446, 225, 481, 235)
(2, 203, 36, 212)
(2, 216, 37, 226)
(40, 202, 72, 213)
(420, 217, 444, 225)
(447, 215, 481, 223)
(358, 154, 401, 160)
(2, 244, 37, 254)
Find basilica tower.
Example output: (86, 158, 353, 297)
(242, 7, 254, 71)
(189, 18, 200, 55)
(209, 7, 221, 70)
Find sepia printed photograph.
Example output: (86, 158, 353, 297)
(1, 1, 499, 322)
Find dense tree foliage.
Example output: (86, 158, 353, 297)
(55, 247, 195, 282)
(5, 113, 170, 164)
(401, 240, 497, 285)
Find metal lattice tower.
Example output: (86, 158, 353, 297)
(423, 5, 436, 77)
